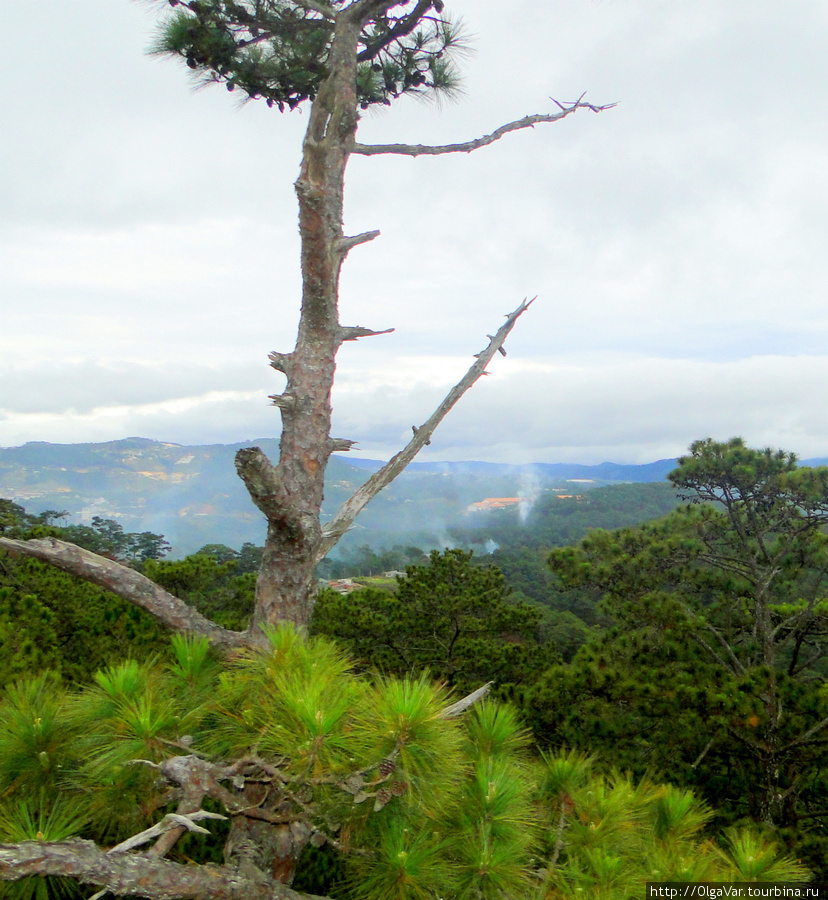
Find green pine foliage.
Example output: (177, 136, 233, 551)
(320, 544, 427, 579)
(0, 674, 91, 900)
(0, 556, 170, 686)
(58, 515, 171, 561)
(2, 448, 825, 894)
(153, 0, 469, 111)
(143, 554, 256, 630)
(0, 502, 261, 685)
(0, 501, 173, 686)
(446, 482, 683, 659)
(0, 625, 810, 897)
(195, 541, 264, 572)
(457, 482, 683, 558)
(538, 754, 809, 897)
(0, 589, 62, 682)
(530, 439, 828, 878)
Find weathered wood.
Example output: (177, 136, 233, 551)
(318, 298, 535, 557)
(0, 536, 247, 651)
(352, 97, 616, 156)
(0, 840, 326, 900)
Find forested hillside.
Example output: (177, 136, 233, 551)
(3, 440, 828, 889)
(0, 439, 677, 556)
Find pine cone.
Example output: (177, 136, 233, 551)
(373, 788, 391, 811)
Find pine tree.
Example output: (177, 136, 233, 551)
(0, 0, 611, 643)
(0, 2, 614, 895)
(532, 438, 828, 874)
(312, 548, 553, 692)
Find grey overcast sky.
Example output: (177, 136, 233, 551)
(2, 1, 828, 464)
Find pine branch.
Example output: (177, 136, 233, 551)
(351, 96, 616, 156)
(336, 229, 381, 253)
(147, 768, 211, 858)
(671, 593, 747, 676)
(0, 536, 246, 651)
(0, 839, 327, 900)
(356, 0, 433, 61)
(110, 812, 225, 854)
(337, 324, 394, 342)
(781, 711, 828, 752)
(690, 736, 717, 769)
(441, 682, 493, 717)
(318, 297, 534, 557)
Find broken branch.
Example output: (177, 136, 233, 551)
(234, 447, 293, 522)
(338, 325, 395, 342)
(441, 682, 493, 718)
(0, 537, 245, 651)
(351, 99, 615, 156)
(318, 297, 534, 555)
(329, 438, 358, 452)
(0, 839, 323, 900)
(110, 812, 226, 854)
(336, 230, 381, 253)
(268, 352, 294, 376)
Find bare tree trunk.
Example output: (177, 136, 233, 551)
(0, 2, 611, 897)
(233, 3, 546, 633)
(237, 6, 364, 631)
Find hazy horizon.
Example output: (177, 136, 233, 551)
(5, 3, 828, 464)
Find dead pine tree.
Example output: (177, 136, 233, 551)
(0, 0, 611, 645)
(0, 3, 612, 897)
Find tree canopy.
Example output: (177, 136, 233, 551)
(0, 630, 808, 900)
(312, 548, 554, 693)
(529, 438, 828, 873)
(156, 0, 468, 111)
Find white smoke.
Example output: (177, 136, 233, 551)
(517, 468, 541, 524)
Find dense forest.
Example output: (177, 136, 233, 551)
(2, 439, 827, 895)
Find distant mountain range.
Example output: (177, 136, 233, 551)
(2, 438, 824, 556)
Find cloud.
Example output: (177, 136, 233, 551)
(3, 1, 828, 467)
(331, 353, 828, 464)
(5, 350, 828, 466)
(0, 360, 270, 416)
(0, 389, 280, 449)
(1, 219, 301, 370)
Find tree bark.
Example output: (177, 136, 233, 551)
(0, 536, 247, 651)
(0, 840, 327, 900)
(236, 4, 368, 631)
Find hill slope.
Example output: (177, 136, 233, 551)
(0, 439, 676, 555)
